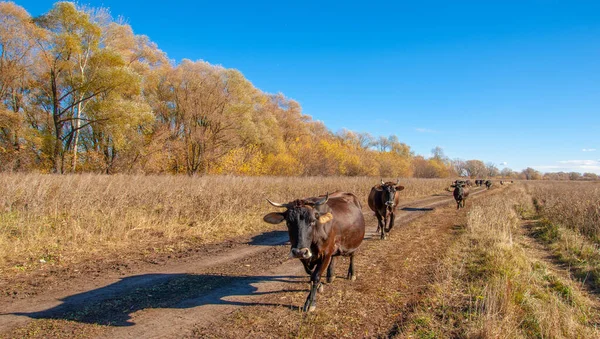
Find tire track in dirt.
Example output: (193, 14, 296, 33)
(0, 188, 489, 337)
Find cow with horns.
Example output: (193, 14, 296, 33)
(367, 179, 405, 239)
(263, 191, 365, 312)
(451, 181, 469, 209)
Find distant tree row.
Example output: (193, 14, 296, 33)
(0, 2, 597, 180)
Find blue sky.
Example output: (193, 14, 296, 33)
(18, 1, 600, 174)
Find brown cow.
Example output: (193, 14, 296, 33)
(263, 191, 365, 312)
(451, 182, 469, 209)
(368, 179, 405, 239)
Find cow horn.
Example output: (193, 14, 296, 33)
(381, 179, 385, 185)
(314, 192, 329, 206)
(396, 178, 400, 185)
(266, 199, 289, 208)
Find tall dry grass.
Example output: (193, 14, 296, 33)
(525, 181, 600, 241)
(522, 181, 600, 290)
(402, 185, 599, 338)
(0, 174, 451, 273)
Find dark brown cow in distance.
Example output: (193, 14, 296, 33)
(368, 179, 405, 239)
(485, 180, 492, 189)
(263, 191, 365, 312)
(451, 182, 469, 209)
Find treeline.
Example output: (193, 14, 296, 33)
(0, 1, 411, 176)
(0, 2, 597, 180)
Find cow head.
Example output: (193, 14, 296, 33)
(263, 193, 333, 259)
(376, 179, 405, 207)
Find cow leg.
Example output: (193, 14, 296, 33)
(456, 200, 460, 210)
(347, 253, 357, 281)
(303, 255, 332, 312)
(326, 257, 335, 284)
(388, 212, 395, 232)
(382, 215, 388, 239)
(375, 213, 384, 238)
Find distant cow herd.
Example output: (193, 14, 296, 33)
(263, 178, 508, 311)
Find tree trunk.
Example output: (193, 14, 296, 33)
(71, 100, 83, 172)
(50, 69, 63, 174)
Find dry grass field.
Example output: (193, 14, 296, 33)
(400, 184, 600, 338)
(523, 181, 600, 292)
(3, 176, 599, 338)
(0, 174, 452, 275)
(525, 181, 600, 241)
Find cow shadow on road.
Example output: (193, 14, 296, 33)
(400, 207, 434, 212)
(247, 229, 289, 246)
(6, 272, 306, 327)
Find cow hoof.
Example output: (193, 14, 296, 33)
(326, 276, 335, 284)
(317, 284, 324, 293)
(308, 305, 316, 312)
(351, 275, 357, 281)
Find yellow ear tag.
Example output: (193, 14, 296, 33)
(318, 212, 333, 224)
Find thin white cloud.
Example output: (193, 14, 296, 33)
(582, 148, 597, 152)
(533, 159, 600, 174)
(558, 160, 599, 165)
(415, 128, 437, 133)
(499, 162, 508, 166)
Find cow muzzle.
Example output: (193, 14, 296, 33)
(385, 201, 394, 207)
(290, 247, 312, 259)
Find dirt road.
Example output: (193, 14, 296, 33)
(0, 187, 490, 338)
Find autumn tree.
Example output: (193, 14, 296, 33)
(412, 156, 436, 178)
(0, 2, 43, 170)
(356, 132, 374, 149)
(31, 2, 146, 173)
(500, 167, 515, 178)
(431, 146, 447, 162)
(165, 60, 256, 175)
(451, 158, 467, 177)
(521, 167, 541, 180)
(486, 162, 499, 177)
(375, 135, 391, 152)
(464, 159, 487, 178)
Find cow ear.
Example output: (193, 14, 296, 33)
(395, 185, 405, 191)
(263, 212, 285, 224)
(318, 212, 333, 224)
(451, 184, 456, 188)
